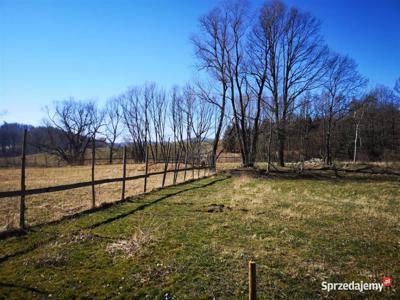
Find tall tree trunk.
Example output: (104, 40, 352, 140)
(250, 90, 263, 166)
(325, 121, 332, 165)
(109, 143, 114, 164)
(325, 108, 333, 165)
(278, 137, 285, 167)
(277, 122, 286, 167)
(267, 121, 273, 173)
(229, 83, 246, 166)
(210, 87, 227, 169)
(353, 123, 359, 163)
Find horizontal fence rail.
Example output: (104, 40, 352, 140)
(0, 166, 208, 199)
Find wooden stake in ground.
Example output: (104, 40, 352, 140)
(121, 146, 127, 201)
(91, 138, 96, 208)
(19, 129, 27, 229)
(249, 261, 256, 300)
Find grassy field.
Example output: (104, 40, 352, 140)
(0, 163, 209, 230)
(0, 168, 398, 299)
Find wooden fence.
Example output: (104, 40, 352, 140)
(0, 130, 214, 231)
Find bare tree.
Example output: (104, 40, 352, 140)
(246, 6, 274, 166)
(148, 85, 168, 163)
(322, 53, 367, 165)
(350, 100, 366, 163)
(182, 86, 196, 174)
(40, 98, 103, 164)
(298, 93, 313, 167)
(258, 0, 329, 166)
(222, 0, 259, 167)
(104, 96, 123, 164)
(184, 86, 212, 168)
(170, 87, 187, 182)
(192, 6, 230, 168)
(121, 87, 146, 162)
(193, 0, 265, 167)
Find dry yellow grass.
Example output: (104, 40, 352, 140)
(0, 163, 210, 230)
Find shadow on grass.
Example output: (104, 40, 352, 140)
(84, 176, 229, 230)
(0, 174, 222, 240)
(225, 167, 400, 183)
(0, 176, 229, 264)
(0, 282, 49, 295)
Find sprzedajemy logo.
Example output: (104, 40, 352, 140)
(321, 277, 393, 293)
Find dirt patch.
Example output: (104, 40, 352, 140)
(68, 230, 96, 243)
(206, 204, 232, 213)
(35, 252, 68, 267)
(106, 225, 158, 258)
(237, 208, 249, 212)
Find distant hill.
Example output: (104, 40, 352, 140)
(0, 122, 107, 158)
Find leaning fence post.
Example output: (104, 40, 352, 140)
(162, 156, 169, 188)
(249, 261, 256, 300)
(121, 146, 127, 201)
(91, 138, 96, 208)
(144, 144, 149, 193)
(19, 129, 27, 229)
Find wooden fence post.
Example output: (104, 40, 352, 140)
(19, 129, 27, 229)
(183, 151, 188, 182)
(162, 143, 171, 188)
(173, 149, 180, 185)
(91, 138, 96, 208)
(162, 158, 169, 188)
(121, 146, 127, 201)
(249, 261, 256, 300)
(144, 144, 149, 193)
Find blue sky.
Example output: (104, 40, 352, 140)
(1, 0, 399, 125)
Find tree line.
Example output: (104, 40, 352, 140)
(222, 85, 400, 163)
(1, 0, 399, 167)
(192, 0, 399, 166)
(0, 83, 214, 167)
